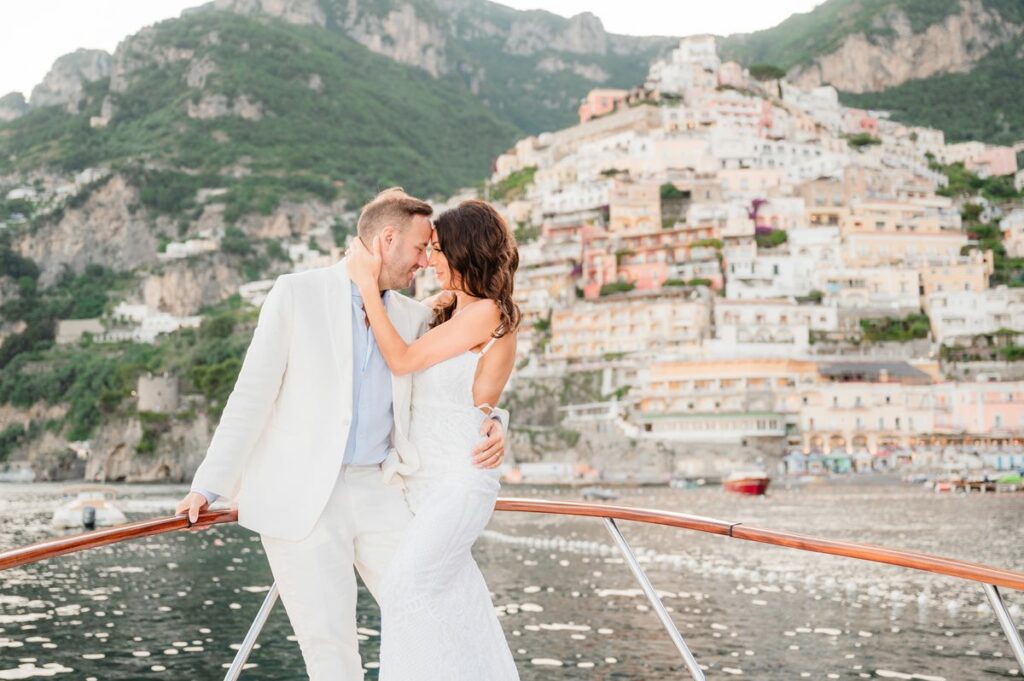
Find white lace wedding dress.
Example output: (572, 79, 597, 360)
(378, 343, 519, 680)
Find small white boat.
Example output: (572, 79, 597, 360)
(51, 486, 127, 529)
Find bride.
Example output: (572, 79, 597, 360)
(347, 199, 521, 680)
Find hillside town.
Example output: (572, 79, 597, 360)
(4, 34, 1024, 484)
(430, 36, 1024, 478)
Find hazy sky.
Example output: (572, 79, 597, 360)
(0, 0, 823, 97)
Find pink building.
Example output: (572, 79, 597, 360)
(578, 89, 629, 124)
(933, 382, 1024, 440)
(717, 61, 745, 89)
(581, 223, 724, 298)
(843, 108, 879, 135)
(966, 146, 1018, 178)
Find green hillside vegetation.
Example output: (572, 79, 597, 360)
(0, 294, 258, 444)
(860, 313, 931, 343)
(840, 37, 1024, 145)
(0, 10, 520, 211)
(444, 10, 666, 134)
(931, 160, 1021, 201)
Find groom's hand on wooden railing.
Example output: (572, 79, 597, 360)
(473, 418, 505, 469)
(175, 491, 211, 525)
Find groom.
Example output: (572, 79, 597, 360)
(175, 188, 507, 679)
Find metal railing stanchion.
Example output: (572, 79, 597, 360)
(604, 517, 705, 680)
(983, 583, 1024, 670)
(223, 582, 280, 681)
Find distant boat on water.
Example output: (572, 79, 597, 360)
(723, 471, 771, 496)
(51, 486, 127, 529)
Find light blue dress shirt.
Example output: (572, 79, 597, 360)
(342, 283, 394, 466)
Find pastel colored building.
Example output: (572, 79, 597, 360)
(843, 108, 879, 135)
(844, 231, 968, 266)
(933, 382, 1024, 442)
(916, 250, 993, 298)
(548, 290, 711, 360)
(608, 179, 661, 233)
(578, 88, 629, 124)
(799, 378, 936, 454)
(965, 146, 1018, 178)
(812, 265, 920, 311)
(635, 358, 818, 443)
(717, 61, 745, 89)
(581, 219, 725, 297)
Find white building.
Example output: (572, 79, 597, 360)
(927, 287, 1024, 344)
(781, 84, 844, 132)
(645, 35, 720, 96)
(1002, 208, 1024, 258)
(813, 265, 921, 312)
(105, 302, 202, 344)
(710, 298, 839, 355)
(159, 238, 218, 261)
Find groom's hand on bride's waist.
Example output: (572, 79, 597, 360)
(473, 418, 505, 469)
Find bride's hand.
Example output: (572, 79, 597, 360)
(347, 235, 382, 290)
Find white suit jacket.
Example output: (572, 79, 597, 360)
(191, 259, 436, 541)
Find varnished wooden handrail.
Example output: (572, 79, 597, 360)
(0, 509, 237, 571)
(1, 499, 1022, 591)
(495, 498, 1024, 590)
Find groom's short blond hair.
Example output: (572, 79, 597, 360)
(357, 187, 432, 239)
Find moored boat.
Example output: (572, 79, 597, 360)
(51, 485, 127, 529)
(723, 471, 770, 495)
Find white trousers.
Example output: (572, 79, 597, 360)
(261, 464, 413, 680)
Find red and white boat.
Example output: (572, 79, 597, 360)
(723, 471, 771, 495)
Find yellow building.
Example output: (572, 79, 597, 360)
(636, 358, 818, 443)
(608, 179, 661, 233)
(916, 250, 993, 299)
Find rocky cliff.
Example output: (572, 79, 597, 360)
(28, 48, 112, 113)
(790, 0, 1023, 92)
(0, 92, 28, 122)
(15, 174, 159, 286)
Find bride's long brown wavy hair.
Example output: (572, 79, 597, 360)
(430, 200, 521, 338)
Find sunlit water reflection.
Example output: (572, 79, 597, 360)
(0, 479, 1021, 679)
